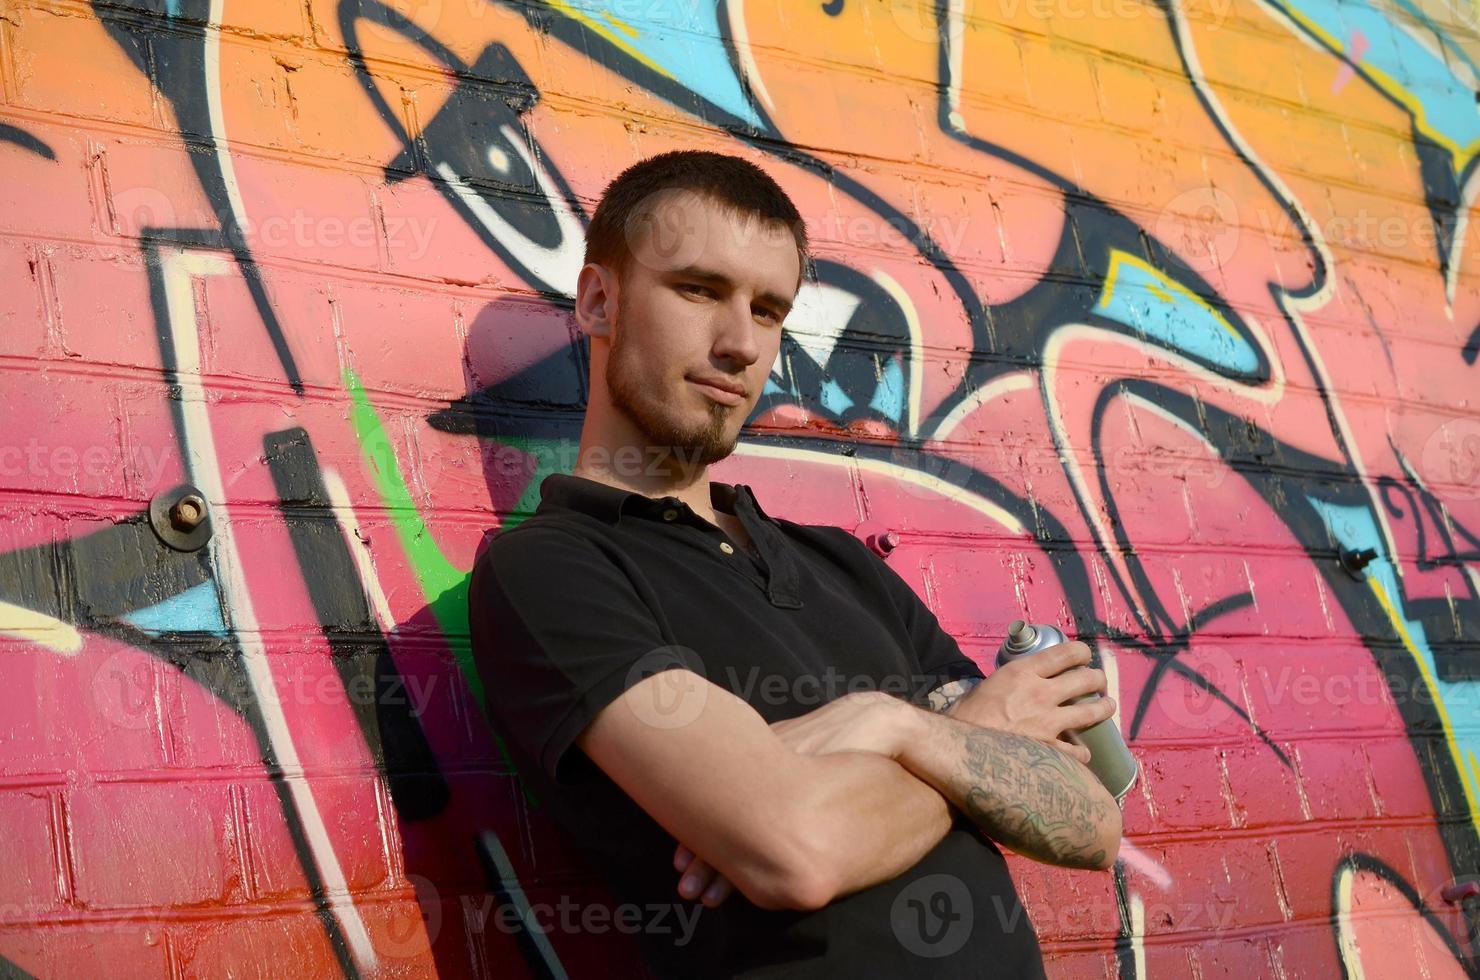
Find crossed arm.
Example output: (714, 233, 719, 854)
(577, 641, 1123, 912)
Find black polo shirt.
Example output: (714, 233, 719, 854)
(467, 472, 1045, 978)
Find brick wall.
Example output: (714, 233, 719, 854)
(1, 0, 1478, 975)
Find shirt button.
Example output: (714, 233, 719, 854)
(719, 542, 735, 555)
(662, 509, 678, 521)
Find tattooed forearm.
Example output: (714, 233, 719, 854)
(899, 710, 1119, 870)
(958, 724, 1114, 868)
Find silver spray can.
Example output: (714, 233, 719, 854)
(996, 620, 1138, 804)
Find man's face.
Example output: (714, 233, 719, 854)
(604, 190, 800, 467)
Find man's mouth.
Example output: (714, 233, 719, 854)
(688, 377, 745, 406)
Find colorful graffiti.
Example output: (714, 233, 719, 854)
(1, 0, 1478, 975)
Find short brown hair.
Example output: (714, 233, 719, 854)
(584, 150, 809, 288)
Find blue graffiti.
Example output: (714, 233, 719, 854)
(1093, 255, 1260, 374)
(1307, 495, 1480, 801)
(123, 580, 228, 637)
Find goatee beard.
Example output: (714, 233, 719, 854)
(605, 313, 740, 470)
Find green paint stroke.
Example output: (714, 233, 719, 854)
(345, 368, 576, 808)
(346, 367, 481, 707)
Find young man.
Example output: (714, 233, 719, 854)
(468, 150, 1122, 978)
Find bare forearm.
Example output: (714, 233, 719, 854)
(789, 749, 953, 904)
(898, 708, 1120, 870)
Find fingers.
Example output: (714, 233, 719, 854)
(1050, 665, 1108, 702)
(1053, 733, 1092, 765)
(1055, 695, 1117, 734)
(677, 857, 717, 901)
(699, 874, 735, 908)
(674, 843, 695, 872)
(1033, 640, 1093, 677)
(676, 856, 735, 908)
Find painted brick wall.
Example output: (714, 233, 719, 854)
(2, 0, 1479, 976)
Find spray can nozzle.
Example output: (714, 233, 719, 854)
(1004, 619, 1039, 653)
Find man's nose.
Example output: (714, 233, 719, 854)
(712, 298, 761, 367)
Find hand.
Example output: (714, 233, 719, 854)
(947, 641, 1115, 765)
(769, 690, 921, 760)
(672, 842, 735, 908)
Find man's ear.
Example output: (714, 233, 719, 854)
(574, 263, 618, 339)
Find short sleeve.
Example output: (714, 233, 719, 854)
(894, 575, 985, 693)
(467, 523, 689, 784)
(839, 530, 985, 695)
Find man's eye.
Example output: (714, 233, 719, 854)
(679, 283, 712, 297)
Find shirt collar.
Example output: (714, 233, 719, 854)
(536, 471, 802, 609)
(537, 472, 777, 527)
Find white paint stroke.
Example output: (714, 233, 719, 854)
(870, 268, 923, 439)
(0, 600, 83, 655)
(478, 831, 570, 979)
(1333, 862, 1367, 979)
(321, 467, 398, 633)
(727, 0, 776, 115)
(1118, 840, 1173, 892)
(732, 440, 1026, 535)
(931, 372, 1032, 443)
(205, 0, 251, 235)
(160, 246, 378, 975)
